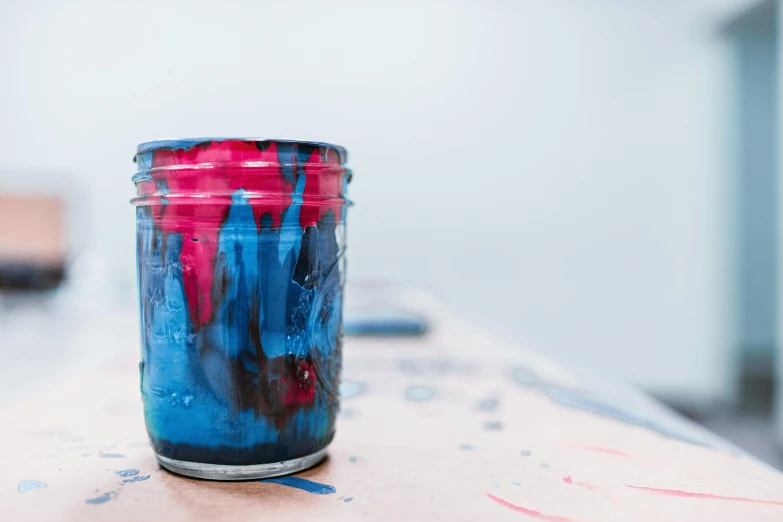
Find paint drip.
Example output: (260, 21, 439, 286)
(261, 476, 336, 494)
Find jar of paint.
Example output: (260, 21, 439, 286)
(131, 138, 351, 480)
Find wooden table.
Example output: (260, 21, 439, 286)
(2, 284, 783, 521)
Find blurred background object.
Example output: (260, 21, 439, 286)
(0, 193, 65, 289)
(0, 0, 781, 466)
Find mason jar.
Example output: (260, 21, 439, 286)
(131, 138, 351, 480)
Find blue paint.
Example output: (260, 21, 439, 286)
(18, 480, 46, 492)
(115, 469, 139, 477)
(122, 475, 150, 484)
(513, 367, 707, 447)
(405, 386, 435, 402)
(137, 208, 344, 464)
(546, 387, 706, 446)
(397, 358, 475, 375)
(261, 476, 336, 495)
(275, 163, 305, 265)
(349, 456, 357, 463)
(99, 452, 125, 458)
(339, 381, 362, 399)
(492, 482, 500, 487)
(512, 368, 539, 385)
(512, 481, 521, 486)
(340, 408, 357, 419)
(460, 444, 475, 451)
(344, 497, 353, 502)
(86, 492, 116, 505)
(477, 398, 499, 412)
(540, 463, 549, 469)
(483, 421, 503, 431)
(520, 450, 531, 456)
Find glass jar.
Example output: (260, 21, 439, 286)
(131, 138, 351, 480)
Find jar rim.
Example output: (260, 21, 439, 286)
(136, 137, 347, 163)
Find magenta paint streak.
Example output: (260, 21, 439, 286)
(578, 446, 630, 457)
(627, 485, 783, 506)
(562, 476, 618, 504)
(144, 140, 347, 329)
(485, 493, 574, 521)
(149, 142, 287, 328)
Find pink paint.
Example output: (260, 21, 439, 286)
(578, 446, 630, 457)
(562, 475, 618, 504)
(150, 141, 290, 328)
(282, 359, 316, 407)
(627, 485, 783, 506)
(141, 140, 347, 329)
(578, 483, 618, 504)
(485, 493, 574, 522)
(300, 147, 343, 228)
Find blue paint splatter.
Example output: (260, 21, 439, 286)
(122, 475, 150, 484)
(492, 482, 500, 488)
(512, 367, 707, 447)
(262, 476, 336, 494)
(540, 463, 549, 469)
(512, 481, 521, 486)
(460, 444, 475, 451)
(18, 480, 46, 492)
(339, 381, 363, 399)
(99, 452, 125, 458)
(344, 497, 353, 502)
(477, 398, 499, 412)
(115, 469, 139, 477)
(86, 491, 116, 504)
(483, 421, 503, 431)
(340, 408, 357, 419)
(406, 386, 435, 401)
(521, 450, 531, 456)
(349, 456, 357, 463)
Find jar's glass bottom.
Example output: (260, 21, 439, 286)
(155, 447, 328, 481)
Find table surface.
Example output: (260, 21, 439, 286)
(2, 284, 783, 522)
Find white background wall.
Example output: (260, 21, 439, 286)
(0, 0, 755, 400)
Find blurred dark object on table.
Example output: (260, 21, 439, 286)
(0, 194, 66, 290)
(344, 306, 429, 337)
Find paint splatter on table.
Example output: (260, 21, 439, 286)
(1, 284, 782, 521)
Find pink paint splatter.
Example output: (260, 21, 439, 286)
(578, 446, 630, 457)
(282, 359, 316, 407)
(627, 485, 783, 507)
(578, 482, 618, 504)
(562, 475, 618, 504)
(485, 493, 574, 521)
